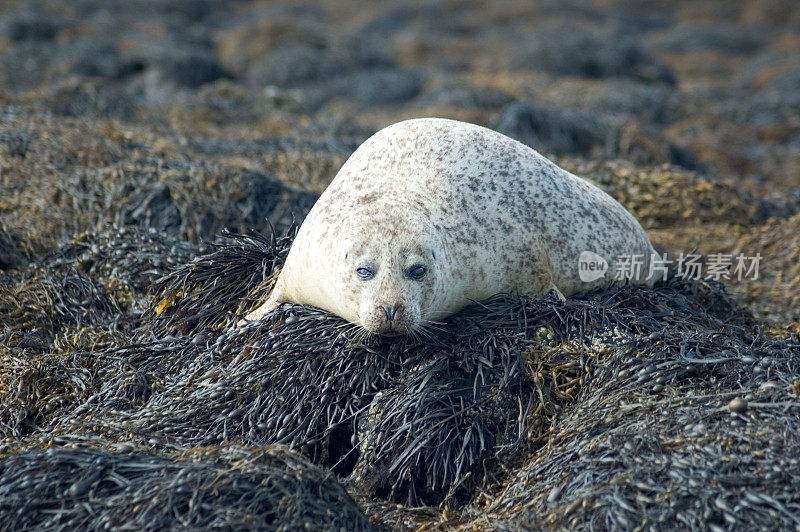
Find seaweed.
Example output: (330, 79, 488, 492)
(0, 446, 373, 531)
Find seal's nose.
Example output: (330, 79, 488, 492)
(382, 305, 400, 321)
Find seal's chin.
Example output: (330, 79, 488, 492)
(360, 304, 417, 337)
(360, 317, 416, 337)
(367, 322, 414, 337)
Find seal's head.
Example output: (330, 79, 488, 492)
(338, 205, 447, 336)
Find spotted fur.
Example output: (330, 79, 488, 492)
(244, 118, 658, 335)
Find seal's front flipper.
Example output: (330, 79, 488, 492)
(242, 305, 267, 324)
(547, 284, 566, 302)
(239, 292, 281, 326)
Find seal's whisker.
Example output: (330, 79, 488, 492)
(419, 319, 449, 338)
(410, 327, 431, 344)
(414, 321, 447, 344)
(420, 318, 447, 329)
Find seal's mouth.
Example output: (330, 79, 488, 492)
(372, 321, 410, 337)
(362, 304, 415, 337)
(366, 320, 413, 337)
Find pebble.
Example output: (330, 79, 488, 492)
(728, 397, 748, 413)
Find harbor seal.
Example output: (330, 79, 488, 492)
(243, 118, 659, 336)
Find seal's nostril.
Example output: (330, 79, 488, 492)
(382, 305, 399, 321)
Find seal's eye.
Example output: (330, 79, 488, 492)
(356, 267, 374, 280)
(407, 265, 427, 280)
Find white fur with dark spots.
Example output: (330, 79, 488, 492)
(244, 118, 659, 335)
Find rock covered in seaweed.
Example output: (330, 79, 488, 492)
(0, 446, 373, 531)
